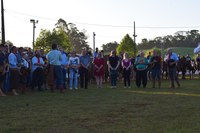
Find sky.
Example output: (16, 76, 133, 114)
(1, 0, 200, 50)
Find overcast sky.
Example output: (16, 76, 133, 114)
(2, 0, 200, 49)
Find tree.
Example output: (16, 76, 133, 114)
(116, 34, 136, 56)
(56, 19, 89, 53)
(101, 41, 119, 54)
(35, 28, 72, 53)
(137, 29, 200, 51)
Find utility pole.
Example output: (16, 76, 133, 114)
(93, 32, 96, 53)
(30, 19, 38, 52)
(1, 0, 5, 44)
(133, 21, 137, 56)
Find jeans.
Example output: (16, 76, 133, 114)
(69, 68, 78, 89)
(53, 65, 63, 86)
(79, 67, 88, 89)
(110, 70, 117, 86)
(151, 69, 161, 80)
(62, 68, 67, 89)
(123, 68, 131, 87)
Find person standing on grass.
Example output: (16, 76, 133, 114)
(0, 44, 6, 96)
(149, 50, 162, 88)
(31, 50, 45, 91)
(79, 50, 90, 89)
(135, 51, 149, 88)
(130, 54, 136, 80)
(68, 51, 80, 90)
(59, 47, 69, 90)
(121, 53, 132, 88)
(107, 50, 120, 88)
(93, 52, 104, 88)
(166, 48, 180, 88)
(146, 51, 152, 81)
(8, 46, 20, 95)
(19, 52, 29, 94)
(46, 43, 64, 93)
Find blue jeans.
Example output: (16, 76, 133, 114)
(62, 68, 67, 89)
(151, 69, 161, 80)
(110, 70, 118, 86)
(69, 68, 78, 89)
(53, 65, 63, 86)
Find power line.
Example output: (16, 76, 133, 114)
(4, 10, 29, 24)
(5, 9, 57, 21)
(5, 8, 200, 29)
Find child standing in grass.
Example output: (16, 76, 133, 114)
(69, 51, 80, 90)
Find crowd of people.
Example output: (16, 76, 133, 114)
(0, 42, 200, 96)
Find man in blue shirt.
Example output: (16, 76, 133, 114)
(166, 48, 180, 88)
(46, 43, 64, 93)
(8, 46, 20, 95)
(59, 47, 69, 89)
(79, 50, 91, 89)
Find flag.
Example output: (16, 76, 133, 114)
(194, 43, 200, 54)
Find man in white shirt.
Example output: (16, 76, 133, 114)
(166, 48, 180, 88)
(31, 50, 45, 91)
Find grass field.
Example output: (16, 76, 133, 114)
(0, 79, 200, 133)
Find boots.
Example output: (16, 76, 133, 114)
(59, 85, 64, 93)
(176, 80, 180, 88)
(21, 84, 26, 94)
(158, 80, 161, 89)
(0, 89, 6, 96)
(170, 81, 175, 88)
(152, 80, 155, 88)
(12, 89, 19, 96)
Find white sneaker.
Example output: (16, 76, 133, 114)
(69, 88, 73, 90)
(124, 86, 127, 88)
(75, 88, 78, 90)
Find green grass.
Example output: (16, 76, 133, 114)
(0, 79, 200, 133)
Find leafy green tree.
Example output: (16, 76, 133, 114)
(35, 18, 89, 53)
(101, 41, 119, 54)
(56, 19, 89, 53)
(116, 34, 136, 56)
(35, 28, 72, 53)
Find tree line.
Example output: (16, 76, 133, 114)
(4, 18, 199, 56)
(137, 30, 200, 50)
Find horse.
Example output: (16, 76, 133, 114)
(176, 57, 187, 79)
